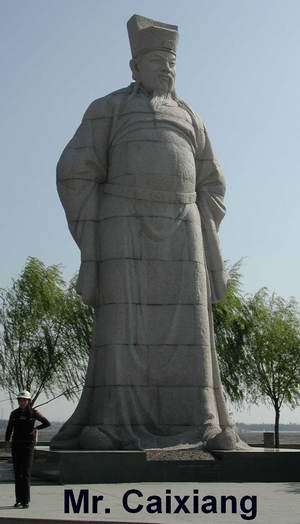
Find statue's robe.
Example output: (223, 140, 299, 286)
(51, 83, 236, 450)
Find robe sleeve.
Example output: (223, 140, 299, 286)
(195, 123, 228, 303)
(57, 97, 113, 305)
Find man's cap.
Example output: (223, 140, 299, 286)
(127, 14, 179, 59)
(17, 390, 31, 400)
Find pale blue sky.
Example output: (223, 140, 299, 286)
(1, 0, 300, 423)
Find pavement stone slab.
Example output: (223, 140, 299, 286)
(0, 482, 300, 523)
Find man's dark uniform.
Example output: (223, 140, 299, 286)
(5, 406, 50, 506)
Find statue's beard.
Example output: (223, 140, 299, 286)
(149, 80, 176, 111)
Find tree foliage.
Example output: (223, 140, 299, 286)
(213, 263, 300, 447)
(242, 289, 300, 446)
(213, 261, 250, 403)
(0, 257, 93, 407)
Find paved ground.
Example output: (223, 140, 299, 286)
(0, 481, 300, 524)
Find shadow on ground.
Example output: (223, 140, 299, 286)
(281, 483, 300, 495)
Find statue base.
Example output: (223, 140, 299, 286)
(32, 446, 300, 483)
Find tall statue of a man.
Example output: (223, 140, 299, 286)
(51, 15, 240, 451)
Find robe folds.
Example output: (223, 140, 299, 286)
(51, 83, 238, 450)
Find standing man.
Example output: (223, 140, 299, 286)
(5, 390, 50, 509)
(51, 14, 242, 451)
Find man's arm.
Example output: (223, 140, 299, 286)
(195, 124, 228, 303)
(196, 125, 226, 228)
(34, 410, 51, 431)
(5, 412, 14, 442)
(57, 96, 112, 305)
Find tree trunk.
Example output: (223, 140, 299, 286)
(274, 405, 280, 448)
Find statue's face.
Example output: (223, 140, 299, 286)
(132, 50, 176, 94)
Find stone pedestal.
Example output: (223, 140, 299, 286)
(32, 446, 300, 484)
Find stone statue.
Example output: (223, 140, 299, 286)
(51, 14, 242, 451)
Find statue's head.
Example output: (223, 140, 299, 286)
(130, 50, 176, 94)
(127, 14, 178, 95)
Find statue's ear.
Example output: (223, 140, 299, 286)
(130, 59, 139, 81)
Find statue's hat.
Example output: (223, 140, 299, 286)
(127, 14, 178, 58)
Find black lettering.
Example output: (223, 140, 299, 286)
(64, 489, 89, 514)
(193, 489, 199, 513)
(174, 495, 190, 514)
(221, 495, 237, 514)
(123, 489, 143, 513)
(240, 496, 257, 521)
(165, 489, 172, 513)
(202, 495, 217, 514)
(146, 495, 162, 514)
(92, 495, 103, 513)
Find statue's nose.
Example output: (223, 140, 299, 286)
(162, 63, 171, 72)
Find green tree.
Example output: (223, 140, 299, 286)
(0, 257, 93, 407)
(213, 261, 251, 403)
(243, 289, 300, 447)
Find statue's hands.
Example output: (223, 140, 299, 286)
(76, 261, 99, 306)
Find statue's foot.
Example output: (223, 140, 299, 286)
(51, 424, 121, 450)
(203, 428, 237, 451)
(79, 426, 120, 450)
(50, 424, 81, 450)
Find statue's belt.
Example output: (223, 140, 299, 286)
(103, 183, 196, 204)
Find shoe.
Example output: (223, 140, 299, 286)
(21, 504, 29, 508)
(14, 502, 22, 508)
